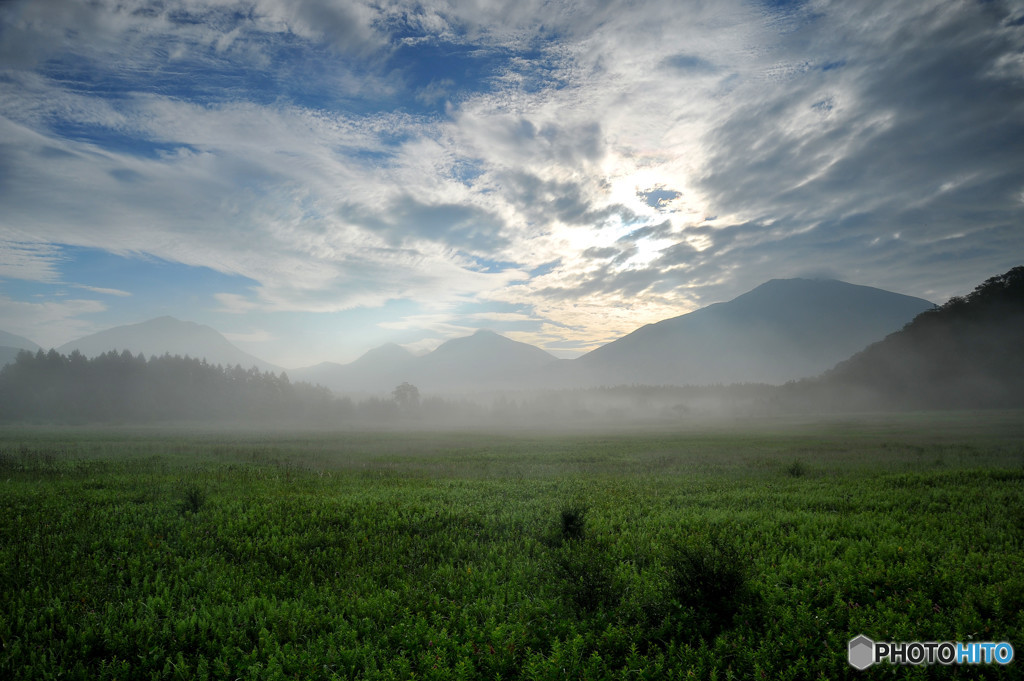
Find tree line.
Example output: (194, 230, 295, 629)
(0, 347, 778, 425)
(0, 349, 334, 424)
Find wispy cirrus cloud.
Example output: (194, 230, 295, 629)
(0, 241, 65, 282)
(72, 284, 131, 297)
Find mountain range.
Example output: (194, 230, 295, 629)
(1, 277, 936, 393)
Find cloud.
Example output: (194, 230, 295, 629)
(1, 0, 1022, 361)
(72, 284, 132, 297)
(400, 337, 444, 356)
(581, 246, 620, 260)
(696, 1, 1024, 245)
(619, 220, 674, 243)
(2, 0, 745, 349)
(0, 294, 106, 349)
(377, 314, 477, 337)
(638, 187, 683, 211)
(267, 0, 384, 55)
(662, 54, 718, 73)
(0, 88, 526, 313)
(214, 293, 261, 314)
(377, 308, 537, 335)
(0, 241, 65, 282)
(495, 170, 632, 228)
(464, 311, 535, 323)
(337, 195, 511, 252)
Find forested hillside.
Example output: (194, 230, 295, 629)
(793, 266, 1024, 409)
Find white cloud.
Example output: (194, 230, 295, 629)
(214, 293, 261, 314)
(0, 241, 65, 282)
(400, 337, 444, 356)
(464, 311, 534, 323)
(73, 284, 131, 297)
(377, 314, 476, 336)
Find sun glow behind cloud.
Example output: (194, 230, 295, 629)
(0, 0, 1022, 365)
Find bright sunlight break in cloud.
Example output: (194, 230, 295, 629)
(1, 0, 1023, 367)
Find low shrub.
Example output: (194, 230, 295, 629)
(559, 504, 587, 541)
(665, 531, 752, 641)
(553, 536, 616, 613)
(179, 483, 206, 515)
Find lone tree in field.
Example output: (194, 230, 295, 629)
(392, 382, 420, 412)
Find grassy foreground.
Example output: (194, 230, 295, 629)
(1, 412, 1022, 680)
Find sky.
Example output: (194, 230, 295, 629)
(1, 0, 1023, 368)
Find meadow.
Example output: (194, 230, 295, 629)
(1, 412, 1022, 679)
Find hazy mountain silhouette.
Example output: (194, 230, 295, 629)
(291, 343, 415, 394)
(0, 330, 41, 366)
(568, 278, 934, 387)
(31, 278, 940, 395)
(415, 330, 558, 392)
(807, 266, 1024, 409)
(0, 330, 40, 350)
(296, 330, 558, 394)
(57, 316, 281, 372)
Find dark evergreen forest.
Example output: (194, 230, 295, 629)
(797, 266, 1024, 410)
(0, 350, 334, 423)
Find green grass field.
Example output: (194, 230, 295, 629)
(1, 412, 1022, 679)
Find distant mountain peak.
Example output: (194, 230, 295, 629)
(0, 329, 41, 352)
(575, 277, 934, 386)
(58, 316, 279, 372)
(138, 316, 209, 332)
(352, 342, 415, 366)
(293, 329, 558, 394)
(739, 276, 892, 298)
(432, 329, 554, 356)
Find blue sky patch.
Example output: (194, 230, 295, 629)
(46, 119, 197, 159)
(664, 54, 716, 72)
(638, 188, 681, 210)
(390, 41, 509, 114)
(52, 246, 257, 324)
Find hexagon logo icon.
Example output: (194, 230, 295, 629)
(848, 635, 875, 670)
